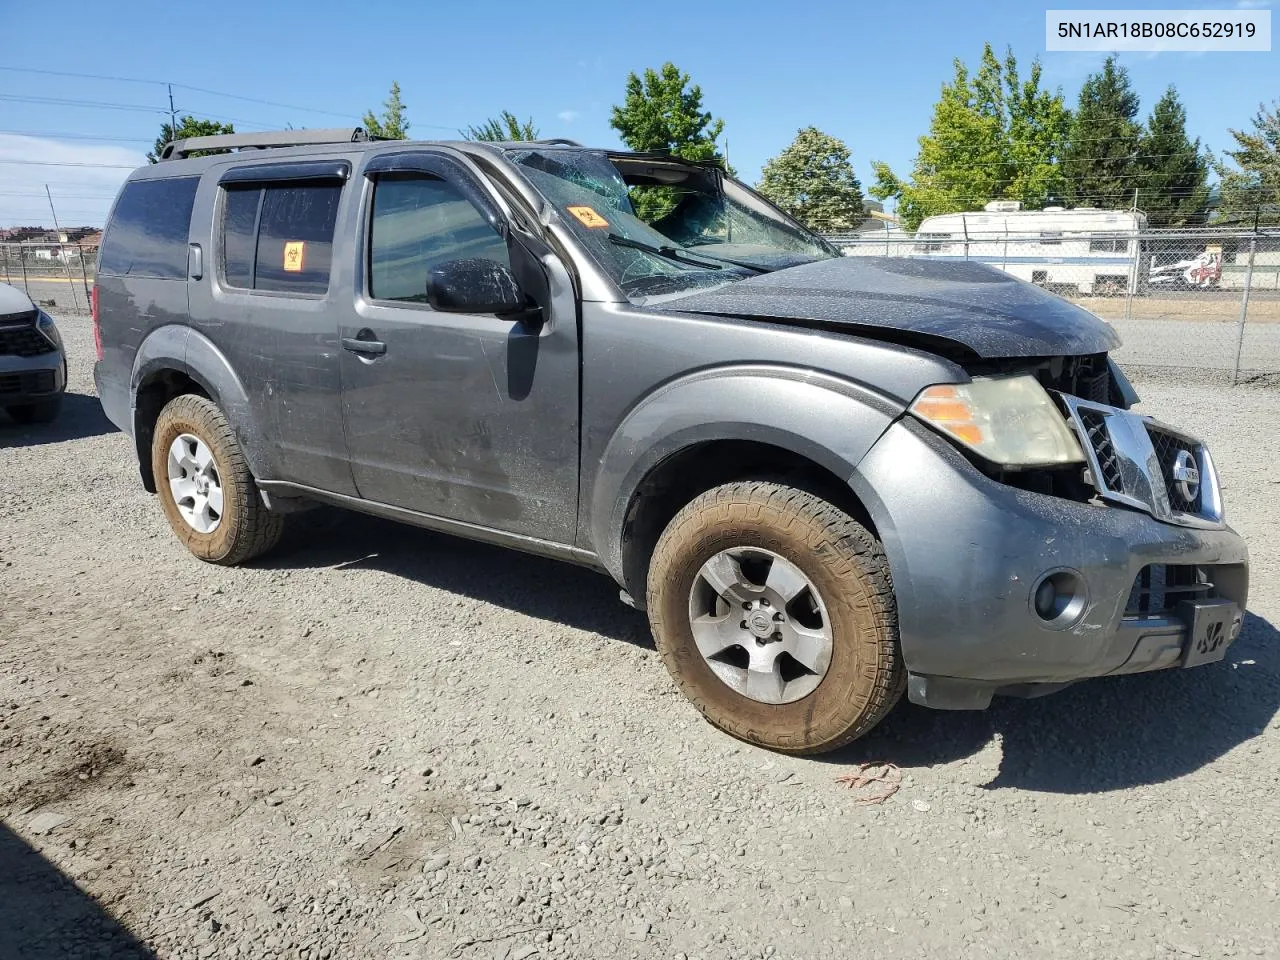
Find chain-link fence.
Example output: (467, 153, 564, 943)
(7, 231, 1280, 382)
(1, 242, 97, 315)
(826, 226, 1280, 384)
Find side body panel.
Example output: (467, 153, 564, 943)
(337, 150, 581, 543)
(579, 301, 967, 581)
(185, 157, 360, 496)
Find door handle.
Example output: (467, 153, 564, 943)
(342, 334, 387, 356)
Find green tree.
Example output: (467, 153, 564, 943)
(1215, 100, 1280, 226)
(1135, 87, 1209, 227)
(757, 126, 864, 231)
(610, 62, 727, 221)
(461, 111, 539, 142)
(148, 116, 234, 163)
(363, 81, 410, 140)
(1061, 56, 1140, 208)
(870, 44, 1067, 229)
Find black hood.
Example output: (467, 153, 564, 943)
(659, 256, 1120, 360)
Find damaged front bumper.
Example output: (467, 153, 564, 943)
(849, 417, 1249, 711)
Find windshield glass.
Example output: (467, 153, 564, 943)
(506, 148, 837, 299)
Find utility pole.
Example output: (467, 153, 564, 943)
(168, 83, 178, 137)
(44, 184, 82, 312)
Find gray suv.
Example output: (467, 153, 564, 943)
(0, 281, 66, 423)
(93, 128, 1249, 754)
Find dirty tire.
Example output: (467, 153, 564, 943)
(647, 481, 904, 755)
(151, 394, 283, 565)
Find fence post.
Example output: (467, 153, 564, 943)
(18, 245, 29, 300)
(2, 245, 9, 285)
(1231, 236, 1257, 385)
(77, 243, 92, 307)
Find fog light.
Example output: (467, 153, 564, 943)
(1034, 579, 1058, 619)
(1029, 569, 1088, 629)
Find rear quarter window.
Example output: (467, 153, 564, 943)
(99, 177, 199, 279)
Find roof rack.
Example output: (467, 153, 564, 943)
(159, 127, 374, 161)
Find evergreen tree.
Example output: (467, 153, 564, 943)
(1061, 56, 1140, 208)
(758, 127, 864, 231)
(363, 81, 410, 140)
(610, 63, 727, 221)
(1136, 87, 1209, 227)
(1216, 100, 1280, 226)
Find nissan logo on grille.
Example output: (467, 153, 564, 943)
(1172, 449, 1200, 502)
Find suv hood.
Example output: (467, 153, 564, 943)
(0, 282, 35, 318)
(659, 256, 1120, 359)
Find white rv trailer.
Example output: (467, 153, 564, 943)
(912, 202, 1147, 296)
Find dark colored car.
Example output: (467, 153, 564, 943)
(0, 281, 66, 424)
(92, 128, 1249, 754)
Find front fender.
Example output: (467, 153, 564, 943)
(588, 364, 904, 582)
(131, 325, 273, 481)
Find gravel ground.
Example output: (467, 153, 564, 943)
(2, 315, 1279, 960)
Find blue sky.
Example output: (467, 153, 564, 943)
(1, 0, 1276, 226)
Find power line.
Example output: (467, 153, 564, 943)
(0, 130, 151, 143)
(0, 65, 460, 131)
(0, 158, 136, 169)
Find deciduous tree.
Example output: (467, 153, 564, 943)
(148, 116, 234, 163)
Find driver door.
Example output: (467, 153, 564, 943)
(338, 154, 580, 543)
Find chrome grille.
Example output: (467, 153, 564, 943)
(1149, 428, 1202, 515)
(1078, 409, 1123, 491)
(1059, 394, 1222, 527)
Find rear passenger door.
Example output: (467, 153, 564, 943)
(187, 161, 357, 495)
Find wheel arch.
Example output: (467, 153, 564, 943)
(130, 325, 268, 492)
(587, 368, 903, 605)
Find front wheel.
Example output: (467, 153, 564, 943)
(646, 480, 904, 755)
(151, 394, 283, 565)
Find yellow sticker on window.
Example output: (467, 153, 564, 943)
(283, 241, 306, 273)
(566, 205, 609, 229)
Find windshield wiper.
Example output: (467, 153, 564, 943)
(607, 233, 722, 271)
(607, 233, 773, 274)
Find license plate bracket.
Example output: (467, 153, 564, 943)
(1178, 598, 1240, 668)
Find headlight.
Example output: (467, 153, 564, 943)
(909, 375, 1084, 468)
(35, 310, 63, 351)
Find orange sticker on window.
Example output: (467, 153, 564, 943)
(566, 205, 609, 228)
(283, 241, 305, 273)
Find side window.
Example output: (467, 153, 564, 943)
(369, 175, 510, 303)
(99, 177, 199, 279)
(219, 180, 343, 295)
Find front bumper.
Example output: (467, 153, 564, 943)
(849, 419, 1249, 710)
(0, 350, 65, 406)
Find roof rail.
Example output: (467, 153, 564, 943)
(530, 138, 582, 146)
(159, 127, 373, 161)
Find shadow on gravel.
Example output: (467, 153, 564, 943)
(263, 511, 1280, 793)
(0, 393, 116, 446)
(0, 823, 154, 959)
(262, 509, 654, 648)
(841, 611, 1280, 793)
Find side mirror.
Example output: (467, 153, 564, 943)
(426, 258, 527, 315)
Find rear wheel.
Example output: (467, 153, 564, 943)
(6, 396, 62, 424)
(151, 394, 283, 565)
(646, 480, 904, 754)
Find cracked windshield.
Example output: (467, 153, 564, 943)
(508, 149, 837, 299)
